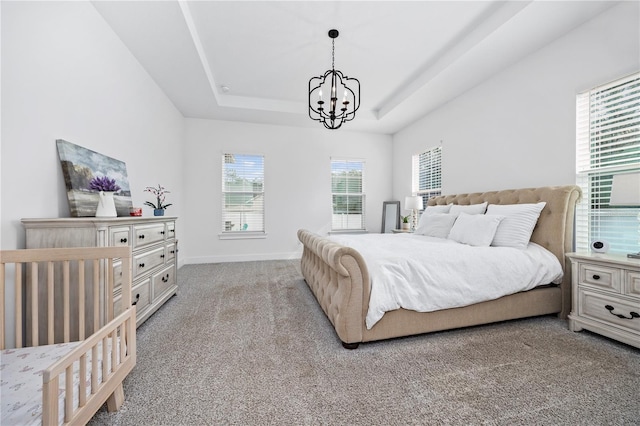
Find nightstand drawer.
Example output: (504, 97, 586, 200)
(579, 289, 640, 333)
(626, 271, 640, 297)
(578, 263, 621, 292)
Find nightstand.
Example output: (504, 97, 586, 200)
(392, 229, 413, 233)
(566, 252, 640, 349)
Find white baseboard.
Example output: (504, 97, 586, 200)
(182, 251, 302, 264)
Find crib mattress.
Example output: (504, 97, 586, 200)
(1, 339, 114, 425)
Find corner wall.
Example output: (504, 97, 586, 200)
(392, 2, 639, 198)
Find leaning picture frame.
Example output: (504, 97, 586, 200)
(381, 201, 401, 233)
(56, 139, 133, 217)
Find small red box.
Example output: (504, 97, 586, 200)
(129, 207, 142, 217)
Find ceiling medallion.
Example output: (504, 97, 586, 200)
(308, 29, 360, 130)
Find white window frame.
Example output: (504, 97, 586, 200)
(412, 145, 442, 209)
(330, 158, 366, 232)
(220, 153, 266, 240)
(575, 72, 640, 253)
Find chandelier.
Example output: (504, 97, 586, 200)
(308, 29, 360, 130)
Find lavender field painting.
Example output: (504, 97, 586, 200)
(56, 139, 132, 217)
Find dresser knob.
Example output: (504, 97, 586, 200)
(132, 294, 140, 306)
(592, 274, 600, 280)
(139, 234, 145, 239)
(160, 254, 165, 258)
(161, 231, 165, 235)
(120, 238, 128, 243)
(139, 263, 145, 268)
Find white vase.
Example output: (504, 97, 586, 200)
(95, 191, 117, 217)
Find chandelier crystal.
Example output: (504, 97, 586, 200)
(308, 29, 360, 130)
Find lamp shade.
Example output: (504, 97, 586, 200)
(609, 173, 640, 206)
(404, 196, 423, 211)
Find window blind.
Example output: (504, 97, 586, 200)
(576, 72, 640, 253)
(331, 159, 365, 231)
(412, 146, 442, 209)
(221, 153, 265, 233)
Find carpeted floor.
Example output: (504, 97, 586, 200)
(89, 260, 640, 425)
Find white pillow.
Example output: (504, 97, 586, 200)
(449, 202, 488, 215)
(415, 204, 452, 230)
(448, 213, 504, 247)
(414, 213, 458, 238)
(486, 202, 546, 249)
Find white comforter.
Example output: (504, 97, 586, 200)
(329, 234, 563, 329)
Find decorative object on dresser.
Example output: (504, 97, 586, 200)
(567, 252, 640, 349)
(21, 217, 178, 328)
(89, 176, 121, 218)
(56, 139, 133, 217)
(608, 172, 640, 259)
(381, 201, 400, 233)
(144, 184, 173, 217)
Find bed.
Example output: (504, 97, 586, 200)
(1, 246, 137, 425)
(298, 185, 581, 349)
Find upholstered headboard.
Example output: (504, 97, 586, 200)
(427, 186, 582, 268)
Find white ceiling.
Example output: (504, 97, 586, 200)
(92, 1, 617, 135)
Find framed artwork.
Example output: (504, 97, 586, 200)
(381, 201, 400, 233)
(56, 139, 133, 217)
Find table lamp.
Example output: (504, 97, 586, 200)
(404, 196, 424, 231)
(609, 172, 640, 259)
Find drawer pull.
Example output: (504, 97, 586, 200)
(132, 294, 140, 306)
(139, 234, 145, 239)
(160, 254, 165, 259)
(139, 263, 145, 268)
(161, 231, 165, 235)
(161, 273, 170, 283)
(604, 305, 640, 320)
(120, 238, 128, 243)
(170, 229, 175, 233)
(592, 274, 600, 280)
(170, 250, 176, 254)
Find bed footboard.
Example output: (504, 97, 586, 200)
(297, 229, 369, 348)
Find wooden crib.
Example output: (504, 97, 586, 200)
(1, 246, 137, 425)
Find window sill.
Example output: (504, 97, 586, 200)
(219, 231, 267, 240)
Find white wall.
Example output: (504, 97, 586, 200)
(1, 1, 185, 251)
(392, 2, 640, 198)
(182, 119, 392, 263)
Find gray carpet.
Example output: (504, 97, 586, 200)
(89, 260, 640, 425)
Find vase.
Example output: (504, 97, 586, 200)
(154, 209, 165, 216)
(95, 191, 117, 217)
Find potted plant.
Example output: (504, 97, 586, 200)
(89, 176, 120, 217)
(144, 184, 173, 216)
(401, 215, 411, 230)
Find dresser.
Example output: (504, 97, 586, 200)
(22, 217, 178, 329)
(566, 252, 640, 349)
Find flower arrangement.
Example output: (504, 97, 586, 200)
(144, 184, 173, 210)
(88, 176, 121, 192)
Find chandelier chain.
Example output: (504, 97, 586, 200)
(331, 39, 335, 70)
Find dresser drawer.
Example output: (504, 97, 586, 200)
(133, 223, 166, 249)
(626, 271, 640, 297)
(578, 262, 621, 292)
(114, 279, 151, 317)
(166, 221, 176, 240)
(153, 265, 176, 298)
(166, 241, 177, 262)
(133, 246, 165, 278)
(578, 289, 640, 334)
(110, 226, 131, 247)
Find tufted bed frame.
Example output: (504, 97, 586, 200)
(297, 185, 582, 349)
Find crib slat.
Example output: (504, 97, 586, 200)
(63, 260, 70, 343)
(93, 259, 100, 334)
(47, 261, 54, 344)
(102, 335, 109, 380)
(30, 262, 38, 346)
(15, 263, 22, 348)
(78, 259, 85, 340)
(91, 345, 98, 394)
(65, 364, 73, 422)
(79, 353, 87, 407)
(0, 263, 5, 350)
(111, 329, 117, 374)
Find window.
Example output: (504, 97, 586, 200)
(576, 73, 640, 253)
(221, 153, 265, 235)
(412, 145, 442, 208)
(331, 159, 365, 231)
